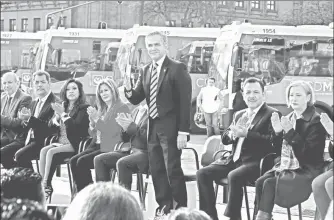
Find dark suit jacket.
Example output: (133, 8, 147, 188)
(283, 106, 327, 167)
(25, 92, 60, 144)
(121, 106, 148, 151)
(217, 103, 282, 165)
(62, 103, 90, 153)
(125, 56, 192, 134)
(1, 89, 32, 143)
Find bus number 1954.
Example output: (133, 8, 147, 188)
(263, 29, 275, 34)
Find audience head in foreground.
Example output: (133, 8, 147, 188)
(1, 197, 54, 220)
(168, 208, 212, 220)
(1, 167, 45, 206)
(62, 183, 144, 220)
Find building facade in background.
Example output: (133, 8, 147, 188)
(1, 1, 333, 32)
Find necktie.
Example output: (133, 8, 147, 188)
(149, 63, 159, 119)
(34, 100, 43, 117)
(232, 110, 255, 162)
(25, 100, 43, 145)
(4, 97, 12, 115)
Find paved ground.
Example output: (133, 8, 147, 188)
(46, 135, 317, 220)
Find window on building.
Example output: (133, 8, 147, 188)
(33, 18, 41, 32)
(9, 19, 16, 32)
(1, 20, 4, 31)
(21, 18, 28, 32)
(251, 1, 260, 9)
(219, 1, 227, 6)
(47, 17, 53, 29)
(235, 1, 244, 8)
(266, 1, 276, 11)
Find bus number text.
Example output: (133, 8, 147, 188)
(263, 29, 275, 34)
(2, 33, 12, 38)
(69, 32, 79, 36)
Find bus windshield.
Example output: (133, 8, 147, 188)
(287, 39, 333, 77)
(43, 37, 121, 83)
(118, 35, 217, 80)
(177, 43, 214, 74)
(211, 34, 333, 90)
(1, 39, 39, 74)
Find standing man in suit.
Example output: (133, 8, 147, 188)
(1, 72, 32, 168)
(196, 77, 282, 220)
(124, 31, 192, 216)
(14, 71, 60, 169)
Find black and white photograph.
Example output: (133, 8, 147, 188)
(0, 1, 333, 220)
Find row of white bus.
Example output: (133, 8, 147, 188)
(1, 21, 333, 133)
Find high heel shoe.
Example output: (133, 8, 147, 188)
(44, 185, 53, 203)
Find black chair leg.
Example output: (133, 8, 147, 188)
(298, 203, 303, 220)
(142, 174, 149, 202)
(287, 208, 292, 220)
(223, 185, 229, 204)
(35, 160, 40, 174)
(137, 173, 145, 210)
(214, 184, 219, 202)
(244, 186, 251, 220)
(56, 165, 61, 177)
(67, 163, 73, 195)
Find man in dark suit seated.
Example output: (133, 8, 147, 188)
(93, 102, 149, 190)
(1, 72, 32, 168)
(14, 71, 60, 169)
(196, 77, 283, 220)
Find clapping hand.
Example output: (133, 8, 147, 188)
(124, 75, 132, 90)
(115, 113, 133, 131)
(51, 102, 65, 115)
(281, 116, 293, 133)
(19, 107, 31, 121)
(236, 114, 249, 128)
(87, 106, 99, 122)
(230, 125, 248, 138)
(320, 113, 333, 137)
(271, 112, 283, 133)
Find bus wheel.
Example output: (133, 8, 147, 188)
(190, 102, 206, 134)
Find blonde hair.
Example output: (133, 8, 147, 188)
(285, 80, 316, 108)
(95, 78, 120, 116)
(63, 183, 144, 220)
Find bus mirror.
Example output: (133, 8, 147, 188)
(231, 45, 239, 66)
(137, 49, 142, 67)
(312, 40, 318, 52)
(200, 48, 206, 65)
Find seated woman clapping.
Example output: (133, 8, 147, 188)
(312, 113, 333, 220)
(69, 78, 130, 196)
(94, 102, 149, 190)
(255, 81, 327, 220)
(39, 79, 89, 201)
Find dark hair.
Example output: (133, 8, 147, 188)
(1, 167, 44, 204)
(243, 77, 265, 92)
(59, 79, 86, 113)
(207, 77, 216, 83)
(1, 197, 54, 220)
(32, 70, 51, 83)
